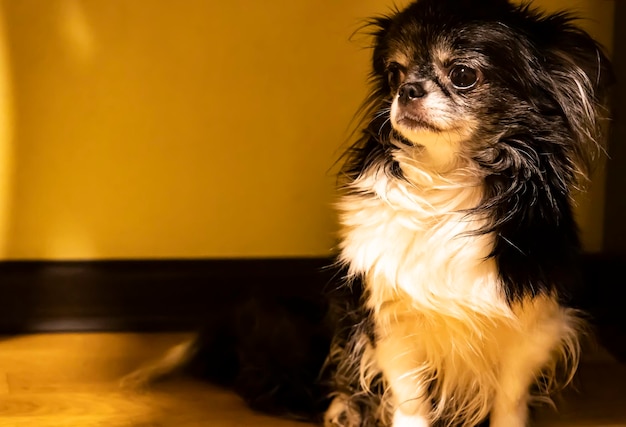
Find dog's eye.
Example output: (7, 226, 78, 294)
(449, 65, 478, 89)
(386, 62, 404, 90)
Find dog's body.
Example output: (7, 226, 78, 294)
(324, 1, 611, 426)
(326, 165, 581, 427)
(325, 142, 582, 427)
(122, 1, 611, 426)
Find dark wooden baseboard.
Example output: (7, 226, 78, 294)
(0, 255, 623, 360)
(0, 258, 335, 333)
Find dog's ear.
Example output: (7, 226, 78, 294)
(542, 12, 614, 104)
(530, 11, 614, 178)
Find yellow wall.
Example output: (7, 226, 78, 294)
(0, 0, 615, 260)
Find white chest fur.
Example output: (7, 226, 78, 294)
(337, 164, 507, 318)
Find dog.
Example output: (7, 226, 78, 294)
(122, 1, 612, 426)
(323, 1, 612, 426)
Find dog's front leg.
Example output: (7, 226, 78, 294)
(490, 301, 574, 427)
(376, 335, 431, 427)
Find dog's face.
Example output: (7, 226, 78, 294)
(384, 21, 497, 168)
(366, 0, 611, 175)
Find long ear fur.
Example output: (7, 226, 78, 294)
(527, 8, 614, 184)
(467, 7, 614, 303)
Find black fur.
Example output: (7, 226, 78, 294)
(184, 293, 334, 421)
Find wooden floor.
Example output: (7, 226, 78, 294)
(0, 333, 624, 427)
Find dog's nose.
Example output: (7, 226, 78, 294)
(398, 82, 426, 104)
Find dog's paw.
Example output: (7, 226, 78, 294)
(324, 394, 362, 427)
(392, 411, 430, 427)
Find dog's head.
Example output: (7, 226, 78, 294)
(356, 0, 612, 182)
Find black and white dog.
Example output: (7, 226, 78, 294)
(123, 1, 612, 426)
(324, 1, 612, 426)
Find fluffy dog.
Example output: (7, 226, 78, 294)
(323, 1, 612, 426)
(122, 1, 612, 426)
